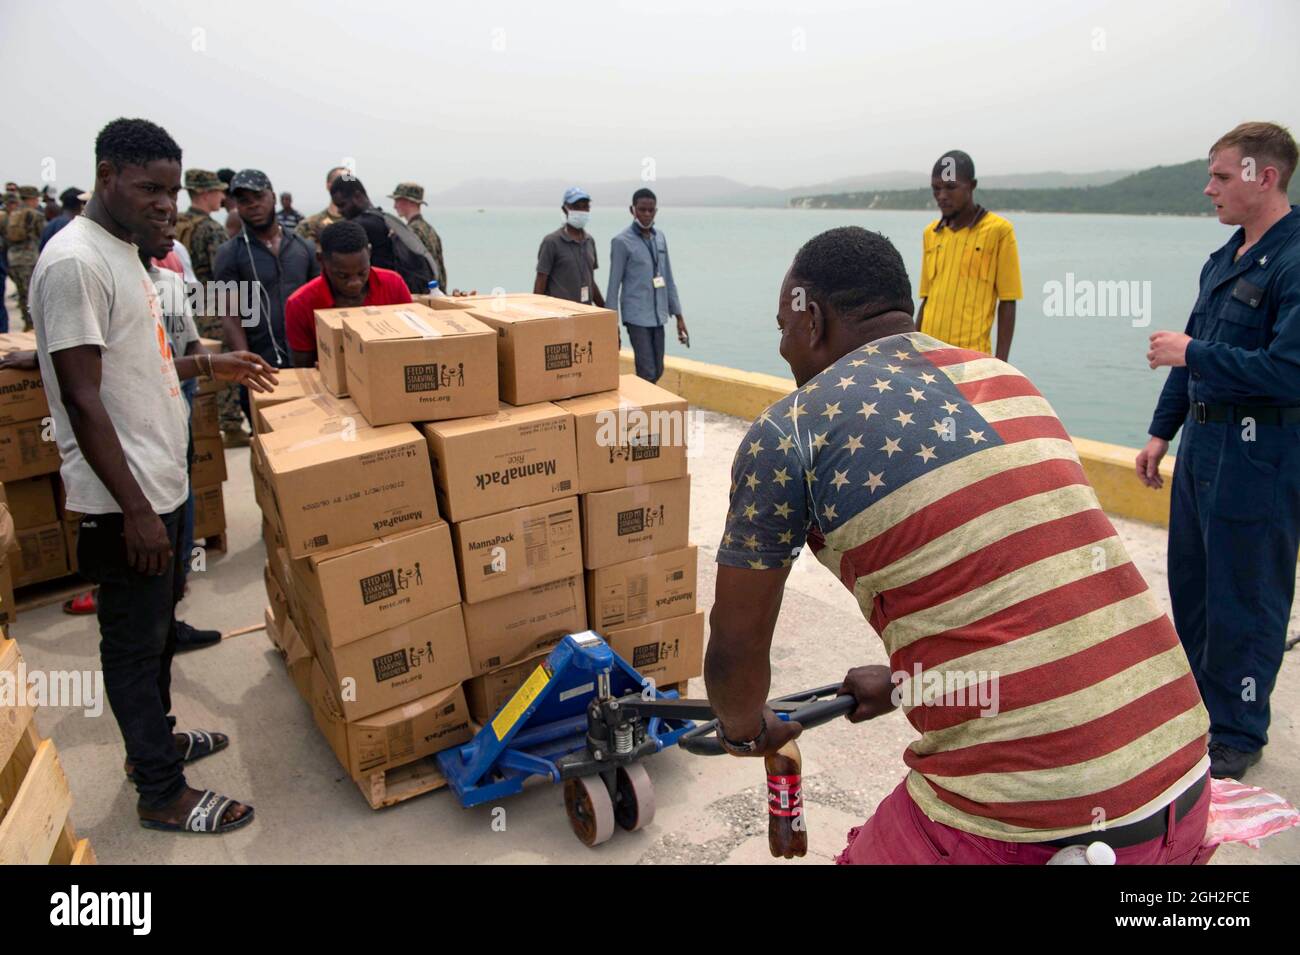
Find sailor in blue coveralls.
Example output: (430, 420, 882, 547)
(1138, 122, 1300, 780)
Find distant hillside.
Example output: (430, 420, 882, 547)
(427, 168, 1134, 209)
(791, 160, 1296, 215)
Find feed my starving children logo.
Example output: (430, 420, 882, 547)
(358, 561, 425, 605)
(593, 405, 697, 460)
(403, 361, 467, 393)
(0, 664, 103, 717)
(617, 505, 665, 536)
(544, 340, 598, 370)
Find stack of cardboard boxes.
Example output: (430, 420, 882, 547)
(0, 333, 62, 590)
(256, 296, 704, 798)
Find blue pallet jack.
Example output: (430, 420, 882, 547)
(437, 630, 854, 846)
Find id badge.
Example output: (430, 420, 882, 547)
(652, 274, 667, 289)
(580, 286, 590, 303)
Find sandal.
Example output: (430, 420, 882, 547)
(124, 729, 228, 776)
(63, 591, 97, 615)
(139, 790, 254, 834)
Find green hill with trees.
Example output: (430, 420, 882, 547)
(790, 159, 1297, 215)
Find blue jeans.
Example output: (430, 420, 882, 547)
(625, 323, 665, 384)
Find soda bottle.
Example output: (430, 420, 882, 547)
(766, 739, 806, 858)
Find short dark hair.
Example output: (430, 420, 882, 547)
(790, 227, 914, 320)
(94, 118, 181, 171)
(632, 187, 656, 204)
(319, 220, 370, 257)
(932, 149, 975, 184)
(216, 168, 235, 185)
(58, 187, 83, 208)
(330, 176, 367, 200)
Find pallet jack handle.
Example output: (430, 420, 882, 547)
(677, 683, 856, 756)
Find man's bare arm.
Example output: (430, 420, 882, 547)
(916, 298, 926, 334)
(995, 300, 1016, 362)
(705, 564, 800, 752)
(51, 345, 171, 575)
(532, 273, 548, 296)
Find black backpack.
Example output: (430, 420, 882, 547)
(362, 209, 438, 293)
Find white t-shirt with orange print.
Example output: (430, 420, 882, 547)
(31, 216, 190, 515)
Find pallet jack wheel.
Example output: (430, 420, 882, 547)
(614, 763, 655, 832)
(564, 775, 616, 847)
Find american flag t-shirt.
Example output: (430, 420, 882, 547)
(717, 332, 1208, 842)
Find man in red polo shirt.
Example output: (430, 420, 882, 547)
(284, 219, 411, 366)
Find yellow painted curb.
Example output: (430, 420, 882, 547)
(621, 349, 1177, 527)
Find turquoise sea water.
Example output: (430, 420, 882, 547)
(430, 205, 1230, 447)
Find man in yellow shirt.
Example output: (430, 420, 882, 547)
(917, 150, 1022, 359)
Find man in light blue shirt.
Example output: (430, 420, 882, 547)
(606, 188, 688, 383)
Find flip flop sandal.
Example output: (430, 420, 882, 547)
(62, 591, 97, 615)
(124, 730, 229, 776)
(139, 790, 254, 834)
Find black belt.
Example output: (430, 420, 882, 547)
(1046, 773, 1208, 850)
(1193, 401, 1300, 425)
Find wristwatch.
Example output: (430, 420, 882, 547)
(719, 717, 768, 754)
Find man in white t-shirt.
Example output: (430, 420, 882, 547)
(32, 118, 275, 836)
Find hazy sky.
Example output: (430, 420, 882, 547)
(3, 0, 1298, 210)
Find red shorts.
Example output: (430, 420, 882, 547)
(837, 775, 1217, 865)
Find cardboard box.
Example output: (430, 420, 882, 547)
(258, 392, 360, 434)
(313, 309, 350, 396)
(411, 294, 479, 311)
(557, 375, 690, 493)
(283, 617, 313, 702)
(192, 483, 225, 540)
(261, 420, 437, 558)
(464, 648, 551, 724)
(190, 437, 227, 487)
(190, 391, 220, 439)
(250, 437, 277, 518)
(452, 496, 582, 604)
(289, 521, 460, 648)
(265, 605, 284, 654)
(4, 475, 57, 529)
(309, 602, 471, 721)
(0, 343, 48, 425)
(341, 304, 498, 425)
(0, 419, 60, 484)
(423, 402, 579, 523)
(15, 522, 68, 587)
(587, 546, 697, 634)
(581, 476, 691, 570)
(262, 514, 286, 560)
(310, 662, 472, 781)
(461, 574, 586, 675)
(464, 295, 619, 405)
(0, 560, 15, 627)
(264, 563, 289, 632)
(606, 612, 704, 688)
(250, 367, 326, 433)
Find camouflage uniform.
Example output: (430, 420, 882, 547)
(295, 207, 343, 244)
(388, 182, 447, 289)
(179, 169, 243, 435)
(5, 187, 45, 331)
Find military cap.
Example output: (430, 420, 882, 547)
(387, 182, 426, 204)
(18, 185, 40, 199)
(185, 169, 228, 192)
(230, 169, 273, 194)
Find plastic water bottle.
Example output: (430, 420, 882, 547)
(426, 280, 446, 298)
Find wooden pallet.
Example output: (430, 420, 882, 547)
(355, 755, 449, 810)
(0, 637, 95, 864)
(201, 532, 228, 554)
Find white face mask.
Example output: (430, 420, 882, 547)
(634, 215, 655, 230)
(566, 209, 590, 230)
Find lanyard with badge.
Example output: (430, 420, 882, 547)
(641, 233, 667, 289)
(568, 238, 594, 303)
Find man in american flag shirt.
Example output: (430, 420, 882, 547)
(705, 227, 1214, 864)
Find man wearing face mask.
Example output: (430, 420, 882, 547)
(534, 186, 604, 306)
(606, 187, 688, 383)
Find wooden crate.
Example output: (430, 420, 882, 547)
(0, 637, 95, 864)
(356, 755, 448, 810)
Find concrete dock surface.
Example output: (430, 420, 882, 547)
(14, 409, 1300, 864)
